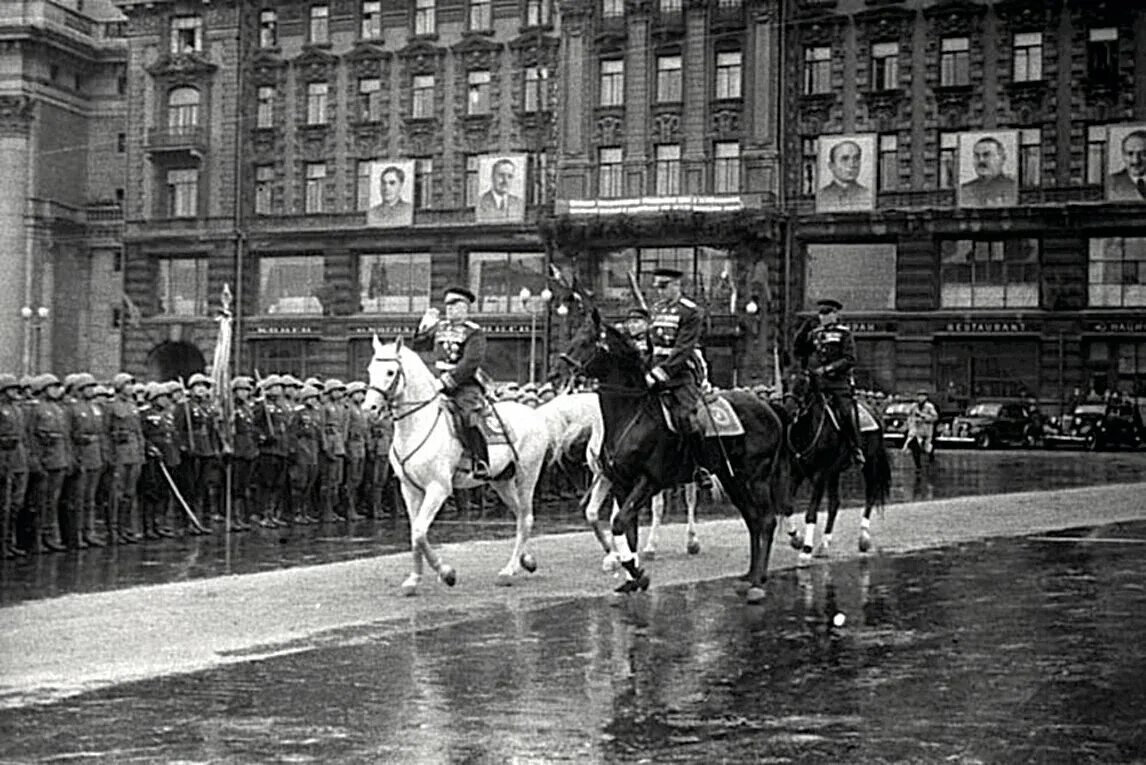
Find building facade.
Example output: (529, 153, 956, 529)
(548, 0, 786, 387)
(0, 0, 127, 378)
(116, 0, 559, 383)
(784, 0, 1146, 408)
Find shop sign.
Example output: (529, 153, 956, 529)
(563, 196, 744, 216)
(249, 324, 320, 337)
(849, 320, 896, 334)
(350, 324, 418, 336)
(1086, 320, 1146, 334)
(943, 320, 1031, 334)
(485, 323, 534, 335)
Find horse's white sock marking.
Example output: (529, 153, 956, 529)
(803, 522, 815, 550)
(860, 517, 871, 530)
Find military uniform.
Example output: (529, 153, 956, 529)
(107, 374, 144, 543)
(793, 298, 865, 463)
(647, 290, 704, 434)
(177, 374, 223, 530)
(342, 381, 369, 519)
(319, 380, 348, 522)
(288, 387, 323, 522)
(365, 408, 394, 517)
(29, 375, 70, 552)
(69, 376, 107, 548)
(254, 377, 292, 527)
(139, 384, 182, 538)
(0, 375, 29, 558)
(230, 377, 261, 528)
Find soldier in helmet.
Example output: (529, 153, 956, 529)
(253, 375, 291, 527)
(17, 375, 41, 552)
(289, 384, 323, 523)
(68, 373, 106, 548)
(0, 374, 29, 558)
(342, 381, 369, 520)
(177, 372, 223, 532)
(106, 373, 144, 543)
(229, 376, 259, 530)
(29, 374, 69, 552)
(139, 382, 183, 538)
(364, 403, 394, 518)
(320, 379, 348, 522)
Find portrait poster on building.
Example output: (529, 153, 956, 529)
(815, 134, 876, 213)
(956, 130, 1018, 208)
(1105, 123, 1146, 202)
(366, 159, 415, 227)
(475, 153, 527, 223)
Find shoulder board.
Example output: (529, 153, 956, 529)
(834, 324, 850, 331)
(678, 297, 697, 309)
(464, 320, 480, 330)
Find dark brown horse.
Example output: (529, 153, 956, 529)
(562, 308, 789, 603)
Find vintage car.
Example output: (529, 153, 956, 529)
(880, 400, 915, 446)
(1045, 402, 1144, 451)
(936, 400, 1042, 449)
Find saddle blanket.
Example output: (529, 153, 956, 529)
(443, 401, 513, 445)
(858, 401, 880, 432)
(696, 394, 745, 437)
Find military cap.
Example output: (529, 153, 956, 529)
(299, 384, 321, 401)
(345, 380, 367, 395)
(443, 285, 476, 304)
(112, 372, 136, 390)
(0, 374, 20, 391)
(231, 376, 254, 391)
(916, 388, 930, 396)
(651, 267, 684, 280)
(503, 381, 520, 390)
(188, 372, 213, 388)
(324, 378, 346, 394)
(815, 298, 844, 312)
(626, 307, 651, 320)
(130, 382, 148, 397)
(94, 384, 114, 398)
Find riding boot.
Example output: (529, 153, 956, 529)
(849, 402, 866, 466)
(468, 427, 490, 480)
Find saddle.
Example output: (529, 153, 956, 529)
(442, 397, 513, 445)
(654, 392, 745, 437)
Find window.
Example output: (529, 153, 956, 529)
(804, 46, 831, 95)
(940, 37, 970, 87)
(467, 70, 491, 115)
(250, 340, 319, 379)
(600, 59, 624, 106)
(527, 152, 547, 206)
(259, 9, 277, 48)
(805, 243, 897, 311)
(603, 0, 624, 17)
(309, 5, 329, 45)
(306, 82, 328, 125)
(415, 0, 436, 36)
(170, 15, 202, 54)
(166, 169, 197, 218)
(362, 1, 382, 39)
(414, 157, 433, 209)
(654, 144, 681, 195)
(1089, 238, 1146, 307)
(715, 51, 742, 99)
(656, 55, 682, 103)
(1012, 32, 1042, 82)
(117, 132, 125, 153)
(526, 0, 551, 27)
(713, 141, 740, 194)
(939, 132, 958, 189)
(1019, 128, 1041, 188)
(801, 138, 816, 195)
(356, 160, 374, 211)
(256, 165, 275, 215)
(1086, 125, 1107, 186)
(524, 66, 549, 112)
(412, 74, 435, 118)
(467, 252, 546, 314)
(1088, 27, 1118, 82)
(599, 147, 623, 198)
(940, 238, 1040, 308)
(158, 258, 208, 316)
(167, 87, 200, 131)
(359, 253, 432, 313)
(304, 162, 326, 213)
(357, 78, 382, 122)
(466, 155, 480, 206)
(469, 0, 491, 31)
(257, 86, 275, 128)
(878, 133, 898, 191)
(870, 42, 899, 91)
(259, 256, 325, 314)
(658, 0, 682, 13)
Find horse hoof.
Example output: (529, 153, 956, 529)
(496, 572, 514, 587)
(642, 549, 656, 561)
(788, 533, 802, 551)
(439, 565, 458, 587)
(814, 545, 830, 559)
(400, 575, 420, 597)
(520, 553, 538, 573)
(687, 540, 701, 555)
(859, 532, 872, 553)
(602, 553, 620, 574)
(798, 551, 812, 565)
(746, 587, 766, 604)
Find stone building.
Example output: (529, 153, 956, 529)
(547, 0, 786, 387)
(784, 0, 1146, 407)
(0, 0, 127, 378)
(116, 0, 559, 383)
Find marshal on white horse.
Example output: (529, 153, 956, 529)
(364, 334, 581, 595)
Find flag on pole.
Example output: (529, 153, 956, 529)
(122, 293, 142, 328)
(211, 283, 235, 453)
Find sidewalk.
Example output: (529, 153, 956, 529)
(2, 481, 1145, 708)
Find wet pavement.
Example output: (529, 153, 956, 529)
(3, 449, 1145, 606)
(2, 519, 1145, 762)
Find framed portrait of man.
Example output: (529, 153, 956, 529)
(815, 134, 876, 213)
(366, 159, 415, 227)
(475, 154, 527, 223)
(1106, 123, 1146, 202)
(957, 131, 1018, 208)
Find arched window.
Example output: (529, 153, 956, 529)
(167, 87, 200, 132)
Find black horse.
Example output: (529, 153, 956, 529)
(563, 308, 789, 603)
(782, 369, 892, 557)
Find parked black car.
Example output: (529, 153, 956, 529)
(880, 400, 914, 446)
(936, 400, 1042, 449)
(1046, 401, 1144, 451)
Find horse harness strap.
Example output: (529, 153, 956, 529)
(389, 405, 446, 496)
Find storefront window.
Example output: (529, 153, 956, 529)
(805, 243, 896, 311)
(1089, 237, 1146, 307)
(358, 253, 431, 313)
(596, 246, 734, 310)
(249, 339, 318, 379)
(1086, 339, 1146, 397)
(936, 339, 1038, 400)
(940, 238, 1039, 308)
(259, 255, 325, 314)
(467, 252, 546, 313)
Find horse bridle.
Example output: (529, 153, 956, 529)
(369, 354, 440, 423)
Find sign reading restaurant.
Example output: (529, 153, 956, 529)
(942, 320, 1032, 334)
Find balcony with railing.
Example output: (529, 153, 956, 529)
(145, 125, 208, 158)
(0, 1, 128, 47)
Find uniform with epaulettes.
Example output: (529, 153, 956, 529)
(229, 377, 260, 528)
(29, 375, 70, 553)
(793, 299, 864, 463)
(69, 378, 107, 548)
(139, 385, 181, 538)
(253, 377, 293, 526)
(319, 380, 348, 522)
(365, 407, 394, 516)
(289, 386, 323, 523)
(107, 375, 144, 543)
(342, 382, 369, 519)
(177, 376, 223, 529)
(647, 293, 704, 433)
(0, 375, 29, 558)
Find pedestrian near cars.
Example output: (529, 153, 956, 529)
(0, 374, 29, 558)
(906, 389, 939, 469)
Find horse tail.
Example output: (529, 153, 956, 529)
(866, 432, 892, 511)
(539, 397, 591, 467)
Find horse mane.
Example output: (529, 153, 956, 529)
(595, 321, 647, 387)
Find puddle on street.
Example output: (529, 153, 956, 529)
(3, 522, 1145, 762)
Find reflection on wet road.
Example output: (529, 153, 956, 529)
(3, 522, 1145, 762)
(2, 450, 1145, 606)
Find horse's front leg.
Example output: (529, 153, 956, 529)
(684, 481, 700, 555)
(408, 481, 455, 593)
(800, 477, 826, 563)
(582, 473, 618, 571)
(493, 469, 540, 586)
(643, 490, 665, 560)
(817, 474, 841, 558)
(398, 480, 425, 596)
(610, 475, 657, 592)
(786, 471, 805, 550)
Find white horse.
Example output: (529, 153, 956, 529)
(363, 335, 582, 595)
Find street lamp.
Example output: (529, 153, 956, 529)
(20, 305, 50, 376)
(519, 286, 552, 384)
(733, 296, 762, 388)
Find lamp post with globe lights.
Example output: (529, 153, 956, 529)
(734, 295, 762, 388)
(20, 305, 50, 376)
(518, 286, 552, 384)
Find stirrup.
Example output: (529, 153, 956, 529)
(471, 459, 491, 479)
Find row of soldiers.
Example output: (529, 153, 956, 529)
(0, 371, 397, 558)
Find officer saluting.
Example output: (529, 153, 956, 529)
(794, 297, 865, 466)
(412, 286, 491, 479)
